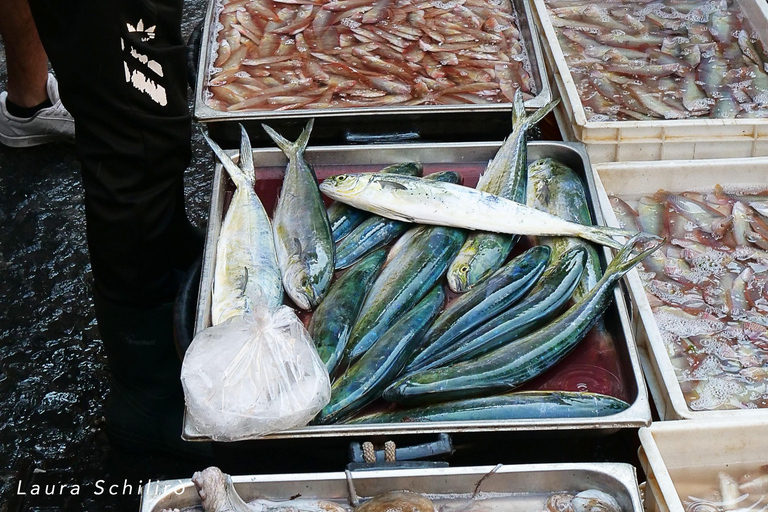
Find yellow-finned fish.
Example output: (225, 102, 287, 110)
(205, 126, 283, 325)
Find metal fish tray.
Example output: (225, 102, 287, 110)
(193, 0, 551, 135)
(182, 139, 651, 440)
(139, 463, 643, 512)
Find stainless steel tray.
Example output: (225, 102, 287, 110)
(193, 0, 551, 122)
(183, 140, 651, 440)
(140, 463, 643, 512)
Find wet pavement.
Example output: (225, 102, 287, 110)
(0, 0, 215, 509)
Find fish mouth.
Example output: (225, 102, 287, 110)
(287, 289, 313, 310)
(447, 269, 469, 293)
(320, 174, 361, 197)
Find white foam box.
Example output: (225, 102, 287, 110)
(591, 157, 768, 420)
(638, 419, 768, 512)
(530, 0, 768, 163)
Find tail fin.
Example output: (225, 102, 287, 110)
(262, 119, 315, 158)
(525, 98, 560, 129)
(605, 233, 666, 275)
(579, 225, 639, 250)
(238, 124, 255, 183)
(511, 90, 560, 131)
(202, 130, 252, 189)
(511, 89, 526, 127)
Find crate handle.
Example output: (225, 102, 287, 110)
(347, 434, 453, 470)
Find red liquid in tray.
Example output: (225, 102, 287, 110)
(218, 161, 631, 417)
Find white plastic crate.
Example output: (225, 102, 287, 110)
(592, 157, 768, 420)
(531, 0, 768, 163)
(638, 420, 768, 512)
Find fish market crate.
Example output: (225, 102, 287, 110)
(139, 463, 643, 512)
(638, 419, 768, 512)
(193, 0, 551, 145)
(592, 157, 768, 420)
(183, 139, 651, 441)
(530, 0, 768, 163)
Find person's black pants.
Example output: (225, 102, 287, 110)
(29, 0, 196, 308)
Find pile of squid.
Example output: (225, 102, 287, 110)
(206, 92, 657, 427)
(205, 0, 536, 112)
(545, 0, 768, 120)
(611, 187, 768, 411)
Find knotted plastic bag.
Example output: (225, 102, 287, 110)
(181, 306, 331, 441)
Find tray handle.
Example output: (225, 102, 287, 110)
(347, 433, 453, 470)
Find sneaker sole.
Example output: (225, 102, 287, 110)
(0, 132, 74, 148)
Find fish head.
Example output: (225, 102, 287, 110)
(320, 174, 367, 199)
(447, 246, 485, 293)
(284, 262, 319, 310)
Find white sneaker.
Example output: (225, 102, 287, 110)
(0, 73, 75, 148)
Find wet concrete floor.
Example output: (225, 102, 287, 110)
(0, 0, 216, 510)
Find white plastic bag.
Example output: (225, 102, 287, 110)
(181, 306, 331, 441)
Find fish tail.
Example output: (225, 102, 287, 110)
(262, 118, 315, 158)
(238, 124, 255, 183)
(525, 98, 560, 129)
(203, 130, 252, 189)
(579, 225, 636, 250)
(262, 123, 294, 155)
(511, 89, 526, 127)
(511, 90, 559, 130)
(606, 233, 666, 275)
(295, 118, 314, 154)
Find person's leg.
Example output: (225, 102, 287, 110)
(0, 0, 75, 147)
(0, 0, 48, 107)
(29, 0, 206, 457)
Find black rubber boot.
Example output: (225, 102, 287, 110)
(94, 290, 212, 461)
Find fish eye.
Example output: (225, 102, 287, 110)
(460, 265, 469, 274)
(337, 176, 347, 182)
(301, 277, 310, 288)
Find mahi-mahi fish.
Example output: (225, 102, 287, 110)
(205, 126, 283, 324)
(320, 174, 639, 249)
(264, 119, 335, 310)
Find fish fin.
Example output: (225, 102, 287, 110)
(239, 124, 255, 182)
(295, 118, 314, 155)
(511, 89, 527, 127)
(292, 237, 304, 256)
(262, 123, 294, 156)
(606, 233, 665, 275)
(203, 130, 252, 188)
(579, 225, 638, 250)
(524, 98, 560, 129)
(377, 206, 416, 223)
(241, 266, 249, 294)
(378, 179, 409, 191)
(262, 119, 315, 159)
